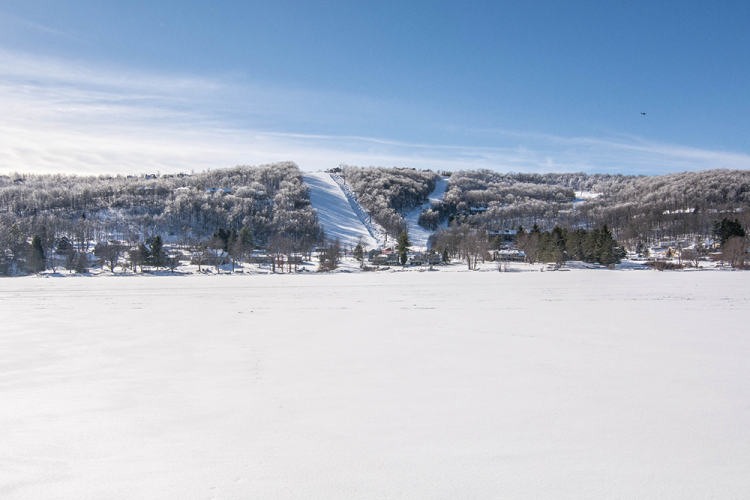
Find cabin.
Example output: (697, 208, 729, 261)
(371, 253, 399, 265)
(494, 249, 525, 262)
(408, 253, 442, 266)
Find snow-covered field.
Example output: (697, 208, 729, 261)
(3, 272, 750, 499)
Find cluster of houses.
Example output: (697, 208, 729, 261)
(368, 249, 443, 266)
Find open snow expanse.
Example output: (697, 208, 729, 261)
(2, 272, 750, 499)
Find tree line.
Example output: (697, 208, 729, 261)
(428, 223, 626, 270)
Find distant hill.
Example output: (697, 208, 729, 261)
(2, 165, 748, 275)
(341, 167, 750, 246)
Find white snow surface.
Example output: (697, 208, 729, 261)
(304, 172, 379, 248)
(404, 177, 449, 249)
(3, 272, 750, 499)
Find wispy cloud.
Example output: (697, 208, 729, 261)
(0, 12, 83, 41)
(1, 48, 749, 176)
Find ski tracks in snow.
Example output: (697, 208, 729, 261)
(304, 172, 382, 249)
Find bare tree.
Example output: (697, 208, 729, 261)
(129, 246, 144, 273)
(317, 237, 341, 271)
(99, 242, 126, 272)
(517, 233, 540, 264)
(680, 248, 699, 268)
(723, 237, 747, 269)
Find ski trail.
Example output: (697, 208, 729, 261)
(329, 173, 387, 247)
(304, 172, 380, 249)
(404, 177, 450, 249)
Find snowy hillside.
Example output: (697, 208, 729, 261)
(308, 172, 449, 250)
(304, 172, 380, 248)
(3, 272, 750, 499)
(403, 177, 449, 248)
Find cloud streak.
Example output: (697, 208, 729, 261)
(1, 49, 749, 176)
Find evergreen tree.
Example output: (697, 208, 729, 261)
(212, 228, 230, 252)
(564, 229, 585, 261)
(138, 244, 150, 272)
(713, 218, 746, 246)
(353, 243, 364, 266)
(149, 235, 164, 268)
(538, 226, 566, 264)
(28, 235, 46, 273)
(590, 225, 625, 265)
(397, 229, 410, 265)
(239, 226, 253, 248)
(635, 241, 646, 257)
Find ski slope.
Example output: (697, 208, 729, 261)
(3, 271, 750, 499)
(303, 172, 378, 248)
(404, 177, 449, 249)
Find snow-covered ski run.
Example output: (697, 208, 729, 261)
(305, 172, 448, 251)
(303, 172, 380, 249)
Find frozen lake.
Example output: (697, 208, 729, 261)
(2, 271, 750, 499)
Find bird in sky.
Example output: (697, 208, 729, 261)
(641, 112, 647, 115)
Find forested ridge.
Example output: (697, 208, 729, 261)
(1, 164, 749, 275)
(422, 169, 750, 245)
(0, 162, 321, 275)
(339, 165, 440, 238)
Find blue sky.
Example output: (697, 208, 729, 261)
(1, 1, 749, 175)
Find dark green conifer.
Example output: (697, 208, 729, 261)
(397, 229, 410, 265)
(28, 235, 46, 273)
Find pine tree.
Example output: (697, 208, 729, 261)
(149, 235, 164, 268)
(28, 235, 46, 273)
(138, 244, 150, 272)
(239, 226, 253, 248)
(593, 225, 624, 265)
(212, 228, 230, 252)
(397, 229, 410, 265)
(353, 243, 364, 266)
(713, 218, 746, 247)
